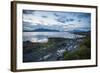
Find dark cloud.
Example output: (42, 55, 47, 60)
(77, 13, 91, 18)
(23, 21, 32, 26)
(54, 13, 59, 17)
(55, 14, 67, 23)
(56, 17, 75, 23)
(23, 10, 34, 14)
(70, 18, 74, 21)
(66, 18, 74, 22)
(56, 17, 66, 23)
(23, 21, 35, 29)
(41, 15, 48, 18)
(54, 12, 75, 23)
(78, 20, 81, 22)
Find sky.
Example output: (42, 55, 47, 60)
(23, 10, 91, 31)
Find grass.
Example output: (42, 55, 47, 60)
(63, 35, 91, 60)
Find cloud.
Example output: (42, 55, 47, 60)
(78, 20, 81, 22)
(23, 10, 91, 31)
(41, 15, 48, 18)
(23, 10, 34, 14)
(77, 13, 91, 18)
(56, 17, 66, 23)
(54, 12, 75, 23)
(54, 13, 61, 17)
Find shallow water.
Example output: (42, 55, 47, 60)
(23, 32, 84, 42)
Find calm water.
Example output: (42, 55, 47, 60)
(23, 32, 84, 43)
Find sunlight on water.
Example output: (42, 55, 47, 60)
(31, 37, 48, 43)
(23, 32, 85, 43)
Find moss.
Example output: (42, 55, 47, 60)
(63, 51, 79, 60)
(63, 36, 91, 60)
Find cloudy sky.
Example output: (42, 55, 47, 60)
(23, 10, 91, 31)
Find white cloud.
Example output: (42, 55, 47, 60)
(23, 13, 63, 26)
(23, 10, 91, 31)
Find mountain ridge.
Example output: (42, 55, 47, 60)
(23, 28, 60, 32)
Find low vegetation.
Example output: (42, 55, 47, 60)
(63, 35, 91, 60)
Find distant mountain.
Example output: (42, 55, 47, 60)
(70, 29, 90, 33)
(23, 28, 60, 32)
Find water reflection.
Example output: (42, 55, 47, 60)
(23, 32, 84, 43)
